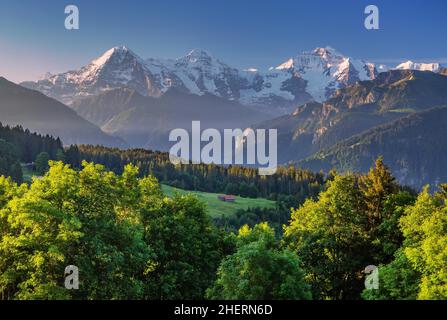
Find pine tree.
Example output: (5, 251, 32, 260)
(55, 149, 66, 163)
(359, 156, 399, 226)
(9, 161, 23, 184)
(35, 152, 50, 175)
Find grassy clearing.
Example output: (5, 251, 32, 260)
(161, 184, 276, 218)
(18, 165, 276, 218)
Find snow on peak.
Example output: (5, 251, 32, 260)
(275, 58, 295, 70)
(313, 46, 343, 58)
(22, 45, 379, 112)
(90, 46, 141, 68)
(395, 60, 441, 72)
(269, 47, 377, 102)
(183, 49, 215, 63)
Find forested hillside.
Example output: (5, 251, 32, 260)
(253, 70, 447, 189)
(0, 123, 65, 183)
(65, 145, 325, 202)
(300, 106, 447, 189)
(0, 158, 445, 300)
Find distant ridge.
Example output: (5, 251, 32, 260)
(0, 77, 126, 147)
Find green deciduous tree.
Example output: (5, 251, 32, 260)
(207, 223, 311, 300)
(284, 174, 370, 299)
(399, 186, 447, 299)
(362, 249, 420, 300)
(0, 162, 153, 299)
(139, 192, 229, 300)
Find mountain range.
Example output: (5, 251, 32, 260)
(21, 46, 381, 114)
(21, 46, 447, 115)
(4, 46, 447, 188)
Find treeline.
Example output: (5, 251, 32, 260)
(0, 158, 445, 300)
(64, 145, 325, 202)
(0, 123, 64, 183)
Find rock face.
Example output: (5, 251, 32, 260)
(21, 46, 378, 114)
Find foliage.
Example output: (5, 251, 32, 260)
(161, 184, 276, 218)
(284, 158, 414, 299)
(0, 147, 445, 300)
(0, 161, 226, 300)
(284, 174, 371, 299)
(213, 199, 292, 237)
(362, 249, 420, 300)
(0, 122, 63, 163)
(207, 223, 311, 300)
(399, 186, 447, 299)
(139, 191, 232, 299)
(66, 145, 325, 201)
(0, 139, 22, 183)
(34, 152, 50, 175)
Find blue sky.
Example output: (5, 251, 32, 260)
(1, 0, 446, 82)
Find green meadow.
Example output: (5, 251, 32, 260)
(161, 184, 276, 217)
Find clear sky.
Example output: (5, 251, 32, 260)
(1, 0, 446, 82)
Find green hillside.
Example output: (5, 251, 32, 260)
(161, 184, 276, 217)
(299, 106, 447, 190)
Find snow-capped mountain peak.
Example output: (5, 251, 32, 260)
(20, 45, 379, 113)
(395, 60, 442, 72)
(270, 47, 377, 102)
(20, 46, 392, 114)
(20, 46, 155, 104)
(312, 46, 344, 61)
(78, 46, 142, 80)
(92, 46, 129, 65)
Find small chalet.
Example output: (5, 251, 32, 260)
(218, 195, 236, 202)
